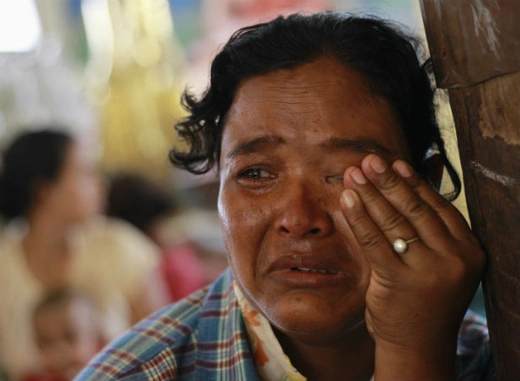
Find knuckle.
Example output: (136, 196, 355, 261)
(404, 199, 430, 219)
(377, 172, 401, 190)
(447, 256, 467, 279)
(347, 209, 367, 227)
(360, 187, 382, 204)
(431, 195, 452, 211)
(379, 212, 407, 233)
(434, 249, 475, 283)
(358, 232, 384, 250)
(407, 174, 423, 189)
(420, 259, 465, 288)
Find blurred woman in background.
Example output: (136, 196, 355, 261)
(0, 128, 167, 380)
(107, 172, 224, 302)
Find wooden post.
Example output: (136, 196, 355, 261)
(420, 1, 520, 379)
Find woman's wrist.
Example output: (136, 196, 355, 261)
(374, 340, 457, 381)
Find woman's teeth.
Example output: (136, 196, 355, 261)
(291, 267, 338, 275)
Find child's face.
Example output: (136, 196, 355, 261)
(35, 299, 101, 380)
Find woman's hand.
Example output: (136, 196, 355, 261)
(340, 154, 485, 380)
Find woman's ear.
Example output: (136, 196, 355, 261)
(423, 153, 444, 191)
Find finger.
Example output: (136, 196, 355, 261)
(358, 154, 453, 250)
(343, 166, 417, 244)
(343, 164, 432, 265)
(340, 188, 406, 273)
(392, 160, 474, 242)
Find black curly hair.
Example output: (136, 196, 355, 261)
(170, 11, 460, 200)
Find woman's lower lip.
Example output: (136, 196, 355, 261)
(268, 268, 352, 288)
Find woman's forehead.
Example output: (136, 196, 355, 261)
(232, 57, 373, 105)
(222, 58, 409, 159)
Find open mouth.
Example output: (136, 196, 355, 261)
(290, 267, 338, 275)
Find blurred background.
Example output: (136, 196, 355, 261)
(0, 0, 484, 310)
(0, 0, 431, 280)
(0, 2, 485, 379)
(0, 0, 425, 187)
(0, 0, 483, 333)
(0, 0, 431, 240)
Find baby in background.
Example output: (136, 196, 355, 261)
(23, 289, 104, 381)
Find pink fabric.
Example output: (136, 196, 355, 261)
(160, 243, 207, 301)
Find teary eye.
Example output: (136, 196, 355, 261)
(238, 167, 273, 180)
(235, 167, 278, 190)
(325, 175, 344, 183)
(241, 168, 263, 179)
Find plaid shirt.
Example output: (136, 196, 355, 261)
(75, 269, 495, 381)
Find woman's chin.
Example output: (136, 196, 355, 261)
(263, 293, 367, 344)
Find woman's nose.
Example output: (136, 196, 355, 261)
(274, 183, 334, 238)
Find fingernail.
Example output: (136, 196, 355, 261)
(370, 156, 387, 174)
(342, 189, 356, 208)
(350, 168, 367, 185)
(394, 160, 413, 178)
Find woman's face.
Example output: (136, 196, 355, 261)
(218, 57, 409, 344)
(40, 142, 104, 224)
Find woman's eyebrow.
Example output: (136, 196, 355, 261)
(226, 135, 285, 159)
(226, 135, 395, 160)
(320, 137, 394, 157)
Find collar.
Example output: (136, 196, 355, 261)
(233, 282, 375, 381)
(234, 282, 307, 381)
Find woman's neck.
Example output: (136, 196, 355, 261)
(275, 323, 375, 381)
(22, 212, 74, 288)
